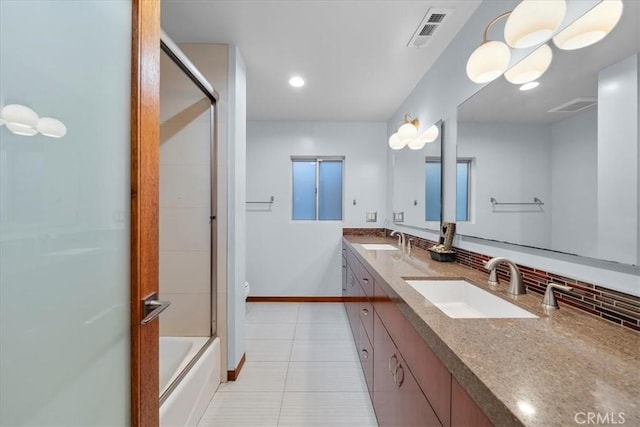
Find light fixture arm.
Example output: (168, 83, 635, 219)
(400, 114, 419, 129)
(482, 11, 511, 43)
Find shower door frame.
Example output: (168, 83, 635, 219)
(157, 32, 220, 404)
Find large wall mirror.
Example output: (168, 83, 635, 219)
(456, 0, 639, 266)
(392, 120, 443, 230)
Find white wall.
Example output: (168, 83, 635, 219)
(227, 46, 247, 371)
(456, 122, 552, 248)
(597, 54, 639, 265)
(386, 0, 639, 296)
(246, 121, 387, 296)
(550, 108, 598, 257)
(178, 44, 248, 371)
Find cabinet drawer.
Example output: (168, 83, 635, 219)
(357, 265, 374, 298)
(360, 299, 374, 343)
(358, 321, 374, 396)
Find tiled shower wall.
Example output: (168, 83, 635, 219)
(343, 228, 640, 332)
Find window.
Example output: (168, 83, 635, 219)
(456, 160, 470, 221)
(425, 159, 471, 222)
(425, 160, 441, 222)
(292, 158, 343, 221)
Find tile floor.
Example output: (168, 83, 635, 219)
(198, 302, 379, 427)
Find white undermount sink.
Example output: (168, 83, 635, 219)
(360, 243, 399, 251)
(405, 279, 538, 319)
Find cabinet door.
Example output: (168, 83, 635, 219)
(373, 313, 441, 427)
(451, 377, 493, 427)
(342, 255, 347, 295)
(373, 313, 399, 427)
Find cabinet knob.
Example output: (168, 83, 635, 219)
(361, 308, 369, 316)
(394, 364, 405, 388)
(361, 349, 369, 359)
(388, 354, 398, 374)
(362, 277, 369, 283)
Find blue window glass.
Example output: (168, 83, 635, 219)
(318, 161, 343, 220)
(456, 162, 469, 221)
(292, 161, 317, 220)
(425, 161, 441, 222)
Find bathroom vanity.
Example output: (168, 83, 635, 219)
(342, 235, 640, 427)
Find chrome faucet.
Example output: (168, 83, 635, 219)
(390, 230, 406, 248)
(484, 257, 526, 295)
(542, 283, 573, 309)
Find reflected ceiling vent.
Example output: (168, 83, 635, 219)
(548, 97, 597, 113)
(408, 8, 453, 48)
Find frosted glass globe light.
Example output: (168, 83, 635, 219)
(504, 44, 553, 84)
(407, 137, 426, 150)
(2, 104, 39, 131)
(388, 132, 405, 150)
(519, 81, 540, 91)
(504, 0, 567, 48)
(553, 0, 623, 50)
(397, 121, 418, 144)
(420, 124, 440, 143)
(7, 123, 38, 136)
(0, 106, 5, 126)
(466, 41, 511, 84)
(37, 117, 67, 138)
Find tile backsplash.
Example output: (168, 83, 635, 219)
(343, 228, 640, 332)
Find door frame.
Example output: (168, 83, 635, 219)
(130, 0, 161, 426)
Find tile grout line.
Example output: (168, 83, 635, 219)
(277, 303, 300, 426)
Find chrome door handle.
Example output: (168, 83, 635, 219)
(141, 293, 171, 325)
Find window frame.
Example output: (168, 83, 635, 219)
(291, 156, 345, 222)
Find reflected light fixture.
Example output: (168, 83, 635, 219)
(289, 76, 305, 87)
(553, 0, 623, 50)
(504, 0, 566, 48)
(519, 81, 540, 91)
(388, 133, 405, 150)
(504, 43, 553, 84)
(37, 117, 67, 138)
(2, 104, 39, 134)
(466, 12, 512, 84)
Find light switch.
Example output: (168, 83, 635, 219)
(393, 212, 404, 223)
(366, 211, 377, 222)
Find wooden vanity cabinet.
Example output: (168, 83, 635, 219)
(343, 242, 492, 427)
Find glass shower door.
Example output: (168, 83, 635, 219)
(0, 1, 131, 424)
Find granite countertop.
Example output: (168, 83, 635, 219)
(343, 235, 640, 427)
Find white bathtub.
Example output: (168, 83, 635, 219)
(160, 337, 221, 427)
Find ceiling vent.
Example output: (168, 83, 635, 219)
(408, 8, 454, 48)
(548, 97, 597, 113)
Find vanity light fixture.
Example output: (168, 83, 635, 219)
(466, 12, 512, 84)
(504, 0, 566, 49)
(37, 117, 67, 138)
(389, 115, 439, 150)
(553, 0, 623, 50)
(519, 81, 539, 91)
(288, 76, 305, 88)
(467, 0, 623, 87)
(504, 43, 552, 84)
(2, 104, 39, 135)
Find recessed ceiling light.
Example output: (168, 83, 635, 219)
(519, 81, 540, 91)
(289, 76, 305, 88)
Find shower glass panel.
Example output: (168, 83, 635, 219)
(159, 48, 215, 397)
(0, 1, 131, 424)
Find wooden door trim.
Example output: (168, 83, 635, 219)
(130, 1, 161, 426)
